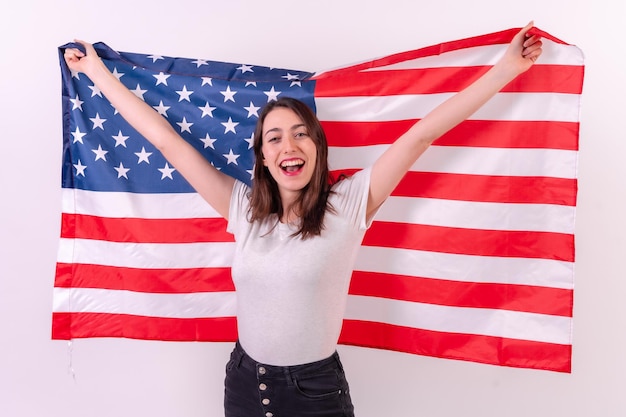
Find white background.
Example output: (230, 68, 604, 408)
(1, 0, 624, 416)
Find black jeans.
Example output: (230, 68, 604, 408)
(224, 341, 355, 417)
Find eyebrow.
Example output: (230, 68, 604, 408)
(263, 123, 307, 138)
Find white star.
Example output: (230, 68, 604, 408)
(135, 147, 153, 164)
(220, 86, 237, 103)
(92, 144, 108, 161)
(198, 101, 216, 118)
(177, 117, 193, 133)
(73, 160, 87, 176)
(245, 81, 257, 87)
(237, 64, 254, 73)
(147, 55, 164, 63)
(153, 72, 170, 86)
(70, 70, 80, 80)
(153, 101, 170, 117)
(112, 130, 130, 147)
(244, 101, 260, 118)
(199, 133, 217, 149)
(223, 149, 240, 165)
(90, 113, 107, 130)
(264, 86, 281, 102)
(176, 85, 193, 102)
(244, 133, 254, 149)
(111, 67, 124, 80)
(247, 169, 254, 180)
(70, 94, 84, 111)
(114, 162, 130, 179)
(89, 84, 102, 97)
(282, 73, 303, 86)
(191, 58, 209, 68)
(282, 73, 300, 81)
(131, 84, 147, 100)
(71, 127, 86, 144)
(158, 163, 176, 180)
(221, 117, 239, 134)
(201, 77, 213, 86)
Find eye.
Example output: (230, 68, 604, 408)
(295, 131, 309, 138)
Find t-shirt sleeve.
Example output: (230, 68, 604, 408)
(332, 166, 378, 231)
(227, 180, 250, 235)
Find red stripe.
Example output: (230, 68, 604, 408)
(350, 271, 573, 317)
(51, 313, 570, 373)
(51, 313, 570, 372)
(54, 263, 235, 293)
(323, 119, 579, 150)
(332, 170, 577, 206)
(315, 65, 583, 97)
(61, 213, 233, 243)
(51, 312, 237, 341)
(339, 320, 571, 373)
(394, 172, 577, 206)
(53, 264, 573, 316)
(363, 221, 574, 262)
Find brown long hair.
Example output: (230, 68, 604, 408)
(249, 97, 335, 239)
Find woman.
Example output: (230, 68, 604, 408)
(64, 22, 542, 417)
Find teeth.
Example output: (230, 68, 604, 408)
(280, 159, 304, 168)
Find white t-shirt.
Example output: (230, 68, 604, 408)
(227, 167, 374, 366)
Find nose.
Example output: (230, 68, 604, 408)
(281, 135, 297, 153)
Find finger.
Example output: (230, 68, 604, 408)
(71, 39, 96, 57)
(522, 41, 543, 58)
(523, 47, 542, 61)
(514, 21, 535, 45)
(65, 47, 85, 57)
(507, 23, 531, 56)
(522, 20, 534, 33)
(64, 48, 84, 62)
(523, 34, 541, 47)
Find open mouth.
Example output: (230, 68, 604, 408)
(280, 158, 305, 173)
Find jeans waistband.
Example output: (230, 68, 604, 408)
(232, 341, 344, 379)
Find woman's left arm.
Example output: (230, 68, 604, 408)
(367, 22, 542, 217)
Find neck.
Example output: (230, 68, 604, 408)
(280, 205, 301, 224)
(279, 189, 301, 223)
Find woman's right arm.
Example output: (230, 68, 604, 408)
(64, 40, 235, 219)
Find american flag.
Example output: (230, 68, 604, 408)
(53, 27, 584, 373)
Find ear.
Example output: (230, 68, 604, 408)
(262, 154, 268, 166)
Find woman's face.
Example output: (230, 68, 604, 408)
(261, 107, 318, 203)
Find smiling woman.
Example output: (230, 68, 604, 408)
(62, 23, 542, 416)
(250, 98, 330, 236)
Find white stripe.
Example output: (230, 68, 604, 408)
(354, 246, 574, 289)
(51, 288, 570, 344)
(61, 188, 219, 218)
(56, 238, 573, 289)
(360, 39, 583, 71)
(315, 93, 581, 122)
(52, 288, 571, 344)
(365, 44, 508, 71)
(52, 287, 237, 318)
(329, 145, 578, 179)
(314, 39, 583, 76)
(378, 196, 576, 234)
(56, 238, 235, 268)
(61, 189, 574, 234)
(344, 295, 571, 345)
